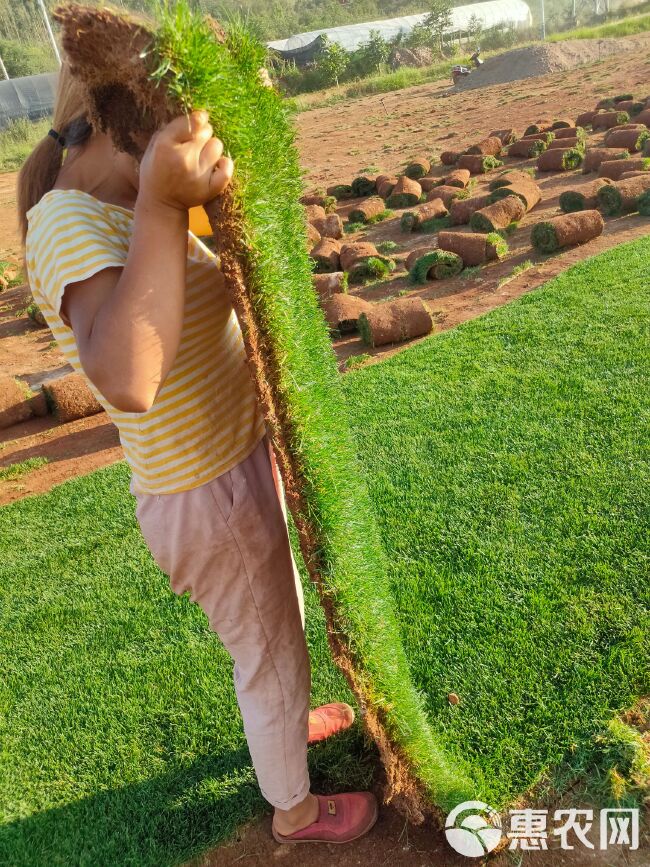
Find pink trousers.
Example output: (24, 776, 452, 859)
(134, 436, 312, 809)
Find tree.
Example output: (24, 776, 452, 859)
(424, 0, 453, 54)
(467, 13, 483, 45)
(317, 37, 349, 86)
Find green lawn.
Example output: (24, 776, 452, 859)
(1, 237, 648, 865)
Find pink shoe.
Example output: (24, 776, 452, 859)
(272, 792, 378, 844)
(308, 702, 355, 744)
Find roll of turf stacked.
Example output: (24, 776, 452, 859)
(55, 1, 481, 821)
(582, 148, 630, 173)
(408, 249, 463, 283)
(507, 137, 548, 158)
(43, 372, 103, 422)
(537, 147, 583, 172)
(551, 117, 573, 129)
(470, 196, 526, 233)
(440, 150, 462, 165)
(466, 136, 502, 156)
(312, 214, 343, 239)
(427, 185, 466, 208)
(531, 210, 604, 253)
(386, 176, 422, 209)
(351, 175, 376, 197)
(312, 271, 348, 300)
(598, 157, 650, 181)
(597, 174, 650, 214)
(445, 168, 471, 189)
(547, 136, 583, 150)
(405, 156, 431, 180)
(376, 174, 398, 199)
(340, 242, 395, 284)
(575, 110, 597, 128)
(449, 193, 493, 225)
(593, 110, 630, 130)
(437, 230, 508, 266)
(489, 179, 541, 211)
(555, 126, 585, 141)
(524, 120, 552, 135)
(358, 297, 433, 347)
(311, 238, 342, 272)
(489, 127, 517, 144)
(559, 178, 612, 213)
(604, 128, 649, 152)
(637, 188, 650, 215)
(489, 169, 535, 190)
(400, 199, 448, 232)
(456, 154, 503, 175)
(348, 196, 387, 224)
(327, 183, 354, 200)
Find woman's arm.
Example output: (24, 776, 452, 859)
(61, 111, 232, 413)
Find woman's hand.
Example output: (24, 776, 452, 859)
(138, 110, 233, 212)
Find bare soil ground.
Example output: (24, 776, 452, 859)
(1, 41, 649, 864)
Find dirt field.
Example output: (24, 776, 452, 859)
(1, 41, 650, 862)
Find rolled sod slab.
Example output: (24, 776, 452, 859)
(593, 111, 630, 130)
(489, 128, 518, 144)
(559, 178, 612, 213)
(637, 188, 650, 215)
(427, 185, 465, 208)
(43, 373, 103, 423)
(351, 176, 376, 197)
(531, 210, 604, 253)
(597, 174, 650, 214)
(436, 230, 507, 266)
(400, 199, 448, 232)
(489, 169, 535, 190)
(536, 147, 583, 172)
(582, 148, 630, 173)
(604, 128, 649, 152)
(524, 120, 552, 136)
(449, 193, 493, 225)
(408, 249, 463, 283)
(635, 108, 650, 126)
(489, 180, 541, 212)
(310, 237, 342, 272)
(405, 246, 434, 272)
(419, 177, 443, 193)
(340, 242, 394, 284)
(300, 194, 335, 210)
(306, 222, 321, 248)
(613, 93, 634, 103)
(386, 176, 422, 209)
(618, 171, 648, 180)
(312, 214, 344, 240)
(405, 156, 431, 180)
(440, 150, 462, 165)
(614, 100, 645, 116)
(0, 375, 33, 430)
(507, 138, 548, 158)
(456, 154, 503, 175)
(312, 271, 348, 300)
(376, 176, 399, 199)
(547, 136, 582, 150)
(466, 136, 502, 156)
(470, 196, 526, 233)
(322, 293, 371, 334)
(304, 204, 326, 223)
(551, 118, 574, 130)
(326, 184, 354, 200)
(348, 196, 388, 224)
(598, 158, 650, 181)
(358, 297, 433, 347)
(444, 168, 471, 189)
(575, 110, 597, 128)
(554, 125, 585, 140)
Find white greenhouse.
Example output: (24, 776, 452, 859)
(269, 0, 533, 62)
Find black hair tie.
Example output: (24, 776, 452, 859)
(48, 129, 66, 148)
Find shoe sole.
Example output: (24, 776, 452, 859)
(272, 798, 379, 845)
(307, 704, 356, 746)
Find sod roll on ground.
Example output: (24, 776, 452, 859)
(53, 1, 477, 821)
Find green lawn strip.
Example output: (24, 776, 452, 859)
(0, 465, 370, 867)
(343, 235, 650, 806)
(0, 457, 48, 481)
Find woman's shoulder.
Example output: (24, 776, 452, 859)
(27, 188, 132, 226)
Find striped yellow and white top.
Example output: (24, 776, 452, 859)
(26, 189, 266, 494)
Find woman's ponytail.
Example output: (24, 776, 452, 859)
(17, 61, 92, 243)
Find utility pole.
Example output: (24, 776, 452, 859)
(0, 54, 9, 80)
(540, 0, 546, 39)
(37, 0, 62, 67)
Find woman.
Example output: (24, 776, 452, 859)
(18, 62, 378, 845)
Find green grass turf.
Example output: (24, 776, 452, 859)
(1, 237, 648, 865)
